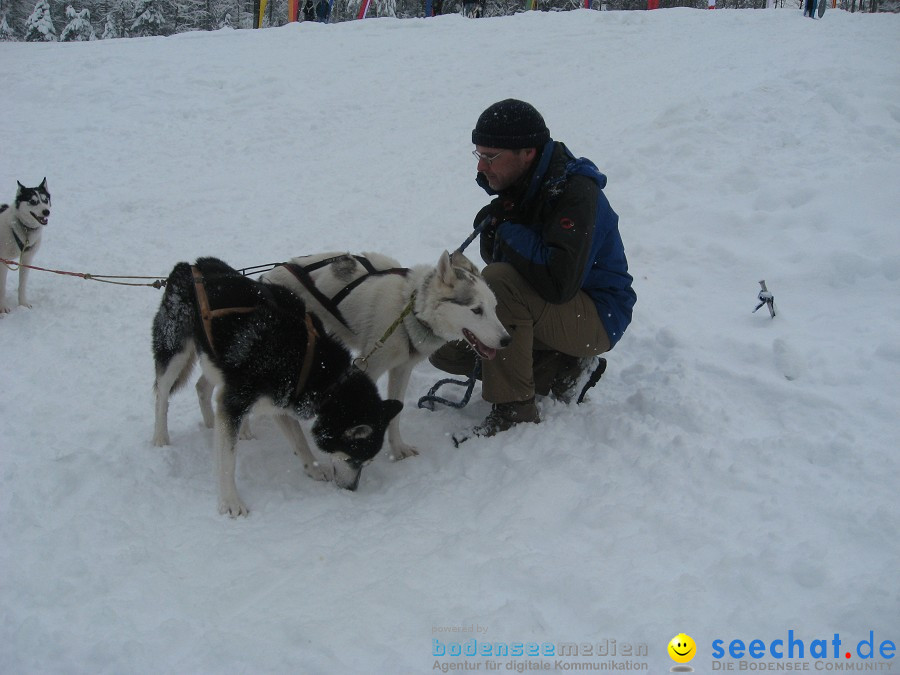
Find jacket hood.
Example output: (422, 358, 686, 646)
(566, 156, 607, 190)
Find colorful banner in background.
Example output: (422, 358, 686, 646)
(256, 0, 302, 26)
(255, 0, 268, 26)
(357, 0, 372, 18)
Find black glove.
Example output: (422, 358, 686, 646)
(480, 197, 519, 226)
(474, 198, 518, 264)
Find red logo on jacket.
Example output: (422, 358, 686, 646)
(559, 217, 575, 230)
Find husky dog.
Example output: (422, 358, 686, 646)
(0, 179, 50, 313)
(259, 250, 510, 460)
(152, 257, 402, 517)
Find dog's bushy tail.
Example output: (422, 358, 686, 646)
(152, 262, 197, 394)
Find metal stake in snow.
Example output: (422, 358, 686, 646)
(753, 280, 776, 318)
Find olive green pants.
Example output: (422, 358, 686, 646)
(429, 262, 610, 404)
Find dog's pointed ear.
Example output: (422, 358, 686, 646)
(40, 178, 47, 190)
(343, 425, 373, 441)
(437, 250, 456, 286)
(449, 250, 479, 275)
(382, 399, 403, 422)
(16, 181, 24, 195)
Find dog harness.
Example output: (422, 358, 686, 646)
(11, 221, 40, 253)
(279, 255, 409, 333)
(190, 266, 256, 359)
(190, 266, 321, 398)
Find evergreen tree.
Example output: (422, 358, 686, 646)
(211, 0, 234, 28)
(101, 11, 118, 36)
(23, 0, 57, 40)
(375, 0, 397, 14)
(60, 4, 96, 38)
(0, 0, 16, 40)
(0, 13, 15, 40)
(130, 0, 164, 34)
(176, 0, 215, 31)
(101, 0, 130, 37)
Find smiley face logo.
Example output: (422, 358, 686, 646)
(668, 633, 696, 664)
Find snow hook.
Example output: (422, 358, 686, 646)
(753, 280, 776, 318)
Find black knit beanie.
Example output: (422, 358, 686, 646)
(471, 99, 551, 150)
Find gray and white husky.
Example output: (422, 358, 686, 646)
(258, 250, 510, 460)
(0, 179, 50, 314)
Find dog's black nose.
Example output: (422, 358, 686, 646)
(42, 210, 49, 216)
(342, 469, 362, 492)
(335, 465, 362, 492)
(500, 335, 512, 348)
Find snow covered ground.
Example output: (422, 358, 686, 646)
(2, 7, 899, 673)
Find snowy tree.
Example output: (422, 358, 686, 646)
(175, 0, 217, 31)
(0, 13, 15, 39)
(59, 5, 96, 39)
(23, 0, 57, 40)
(101, 0, 130, 38)
(0, 0, 16, 40)
(101, 11, 119, 36)
(130, 0, 165, 35)
(375, 0, 396, 14)
(3, 0, 28, 38)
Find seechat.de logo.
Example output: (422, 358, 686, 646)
(711, 630, 896, 663)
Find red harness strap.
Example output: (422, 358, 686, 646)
(191, 266, 256, 357)
(192, 266, 319, 397)
(295, 313, 319, 397)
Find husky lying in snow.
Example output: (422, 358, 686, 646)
(258, 250, 510, 459)
(151, 257, 402, 517)
(1, 179, 51, 314)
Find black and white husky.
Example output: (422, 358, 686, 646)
(260, 250, 510, 459)
(0, 179, 50, 314)
(151, 257, 402, 517)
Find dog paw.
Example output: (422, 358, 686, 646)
(0, 305, 10, 315)
(304, 460, 334, 482)
(152, 433, 170, 447)
(218, 497, 249, 518)
(389, 444, 420, 461)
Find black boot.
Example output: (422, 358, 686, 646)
(452, 398, 540, 446)
(533, 351, 579, 397)
(549, 356, 590, 403)
(536, 353, 607, 404)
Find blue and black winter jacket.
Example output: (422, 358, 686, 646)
(475, 140, 636, 347)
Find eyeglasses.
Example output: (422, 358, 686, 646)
(472, 149, 506, 166)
